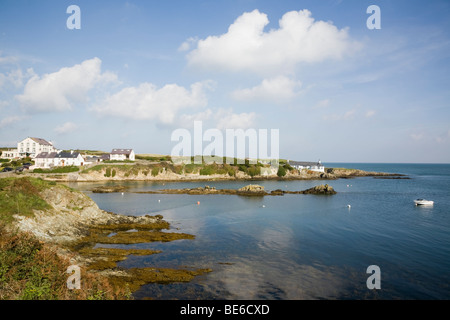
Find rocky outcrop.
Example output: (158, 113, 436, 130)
(238, 184, 265, 192)
(92, 185, 128, 193)
(136, 184, 336, 197)
(14, 184, 162, 244)
(295, 184, 337, 195)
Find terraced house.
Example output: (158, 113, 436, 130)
(34, 150, 84, 168)
(18, 137, 58, 158)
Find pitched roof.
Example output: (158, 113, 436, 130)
(111, 149, 133, 155)
(30, 137, 53, 146)
(35, 151, 80, 159)
(55, 152, 80, 159)
(35, 152, 58, 159)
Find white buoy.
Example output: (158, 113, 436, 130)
(262, 205, 266, 208)
(121, 192, 124, 195)
(347, 204, 351, 208)
(158, 199, 161, 203)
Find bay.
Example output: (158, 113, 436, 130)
(67, 163, 450, 300)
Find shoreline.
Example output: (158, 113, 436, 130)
(2, 167, 406, 183)
(1, 177, 211, 299)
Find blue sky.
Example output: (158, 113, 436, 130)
(1, 0, 449, 163)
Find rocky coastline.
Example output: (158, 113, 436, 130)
(8, 166, 405, 182)
(7, 178, 211, 297)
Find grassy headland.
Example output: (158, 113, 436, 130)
(0, 176, 210, 300)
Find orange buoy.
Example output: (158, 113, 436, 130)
(197, 201, 200, 205)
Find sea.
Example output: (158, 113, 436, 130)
(67, 163, 450, 300)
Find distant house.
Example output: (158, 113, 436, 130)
(18, 137, 58, 158)
(35, 151, 84, 168)
(100, 154, 110, 161)
(1, 149, 20, 159)
(110, 149, 135, 161)
(288, 160, 325, 173)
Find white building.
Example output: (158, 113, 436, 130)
(34, 151, 85, 169)
(17, 137, 58, 158)
(110, 149, 135, 161)
(1, 149, 20, 159)
(288, 160, 325, 173)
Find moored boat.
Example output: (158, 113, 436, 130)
(414, 199, 434, 206)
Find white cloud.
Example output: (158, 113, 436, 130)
(54, 121, 78, 134)
(178, 109, 213, 128)
(215, 108, 256, 130)
(366, 110, 376, 118)
(92, 80, 213, 125)
(232, 76, 302, 102)
(0, 52, 19, 64)
(186, 9, 359, 74)
(0, 115, 23, 129)
(16, 57, 118, 113)
(0, 68, 35, 89)
(178, 37, 198, 52)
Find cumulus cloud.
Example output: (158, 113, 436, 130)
(178, 37, 199, 52)
(16, 57, 118, 113)
(232, 76, 302, 102)
(185, 9, 358, 74)
(54, 121, 78, 134)
(91, 81, 213, 125)
(215, 108, 256, 130)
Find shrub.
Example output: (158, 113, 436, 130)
(246, 166, 261, 177)
(151, 167, 160, 177)
(199, 165, 215, 175)
(277, 166, 287, 177)
(0, 223, 131, 300)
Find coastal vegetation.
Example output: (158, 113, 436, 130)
(0, 176, 212, 300)
(0, 177, 131, 299)
(33, 166, 79, 174)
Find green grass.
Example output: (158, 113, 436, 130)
(135, 155, 172, 162)
(0, 176, 132, 300)
(0, 177, 54, 224)
(33, 166, 79, 174)
(0, 223, 131, 300)
(78, 158, 287, 178)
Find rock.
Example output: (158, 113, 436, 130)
(92, 185, 128, 193)
(300, 184, 336, 195)
(238, 185, 265, 192)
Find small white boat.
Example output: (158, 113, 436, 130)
(414, 199, 434, 206)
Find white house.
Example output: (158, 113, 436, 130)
(288, 160, 325, 173)
(17, 137, 58, 158)
(110, 149, 135, 161)
(1, 149, 20, 159)
(34, 151, 84, 168)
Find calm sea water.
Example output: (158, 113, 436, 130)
(67, 163, 450, 300)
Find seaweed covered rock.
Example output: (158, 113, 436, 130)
(300, 184, 336, 195)
(238, 184, 265, 192)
